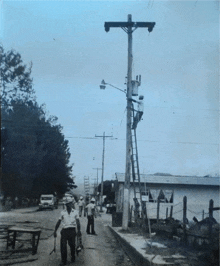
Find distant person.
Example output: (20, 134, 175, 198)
(130, 95, 144, 129)
(54, 197, 81, 266)
(85, 198, 97, 235)
(78, 196, 85, 217)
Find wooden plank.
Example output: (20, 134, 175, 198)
(8, 227, 41, 233)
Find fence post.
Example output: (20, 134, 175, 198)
(166, 207, 168, 219)
(202, 210, 204, 220)
(209, 199, 214, 240)
(157, 199, 160, 228)
(170, 205, 173, 218)
(209, 199, 213, 218)
(183, 196, 187, 243)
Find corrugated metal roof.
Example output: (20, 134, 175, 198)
(115, 173, 220, 186)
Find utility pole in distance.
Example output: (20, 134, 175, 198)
(104, 15, 155, 230)
(93, 167, 102, 203)
(95, 132, 113, 212)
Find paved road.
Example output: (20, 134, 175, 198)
(0, 205, 134, 266)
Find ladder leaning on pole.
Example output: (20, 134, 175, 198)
(130, 104, 146, 222)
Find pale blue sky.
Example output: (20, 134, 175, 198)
(1, 1, 219, 185)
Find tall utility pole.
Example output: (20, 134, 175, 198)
(104, 15, 155, 230)
(95, 132, 113, 212)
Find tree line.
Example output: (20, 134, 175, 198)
(1, 45, 75, 203)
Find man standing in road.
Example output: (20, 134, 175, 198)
(85, 198, 97, 235)
(54, 197, 81, 266)
(78, 196, 85, 217)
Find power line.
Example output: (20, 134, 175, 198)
(66, 136, 219, 146)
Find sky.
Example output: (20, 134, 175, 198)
(1, 0, 219, 187)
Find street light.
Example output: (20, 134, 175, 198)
(100, 80, 126, 94)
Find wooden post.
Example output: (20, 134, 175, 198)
(166, 207, 168, 219)
(170, 205, 173, 218)
(209, 199, 213, 218)
(183, 196, 187, 243)
(202, 210, 204, 220)
(209, 199, 214, 240)
(157, 199, 160, 226)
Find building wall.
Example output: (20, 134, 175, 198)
(122, 183, 220, 222)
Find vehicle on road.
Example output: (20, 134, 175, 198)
(106, 203, 116, 214)
(39, 194, 57, 210)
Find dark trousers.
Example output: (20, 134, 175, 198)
(132, 111, 143, 129)
(86, 215, 95, 234)
(79, 206, 83, 217)
(60, 228, 76, 263)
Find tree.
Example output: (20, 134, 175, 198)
(2, 99, 74, 199)
(1, 46, 74, 200)
(0, 45, 35, 107)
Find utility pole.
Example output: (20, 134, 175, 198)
(92, 167, 102, 186)
(104, 15, 155, 230)
(92, 167, 102, 204)
(95, 132, 113, 212)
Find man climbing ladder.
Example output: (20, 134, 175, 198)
(130, 95, 144, 129)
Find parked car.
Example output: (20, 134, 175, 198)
(39, 194, 56, 210)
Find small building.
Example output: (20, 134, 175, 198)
(115, 173, 220, 222)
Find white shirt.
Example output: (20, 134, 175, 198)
(138, 100, 144, 112)
(78, 199, 85, 207)
(59, 209, 79, 229)
(86, 203, 96, 216)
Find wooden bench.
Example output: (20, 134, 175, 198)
(7, 226, 41, 255)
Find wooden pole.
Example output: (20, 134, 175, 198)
(104, 15, 156, 230)
(95, 133, 113, 212)
(183, 196, 187, 243)
(123, 14, 133, 230)
(170, 205, 173, 218)
(209, 199, 214, 239)
(166, 207, 168, 219)
(157, 199, 160, 224)
(209, 199, 213, 218)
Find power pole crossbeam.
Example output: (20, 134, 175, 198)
(105, 22, 155, 32)
(104, 14, 155, 230)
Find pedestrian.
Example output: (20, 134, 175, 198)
(78, 196, 85, 217)
(85, 198, 97, 235)
(130, 95, 144, 129)
(54, 197, 81, 266)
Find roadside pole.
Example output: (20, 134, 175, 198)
(123, 14, 133, 230)
(92, 167, 102, 203)
(104, 14, 155, 230)
(95, 132, 113, 212)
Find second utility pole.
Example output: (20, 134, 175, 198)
(95, 132, 113, 212)
(104, 14, 155, 230)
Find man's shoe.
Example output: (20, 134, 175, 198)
(71, 257, 75, 262)
(59, 262, 67, 266)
